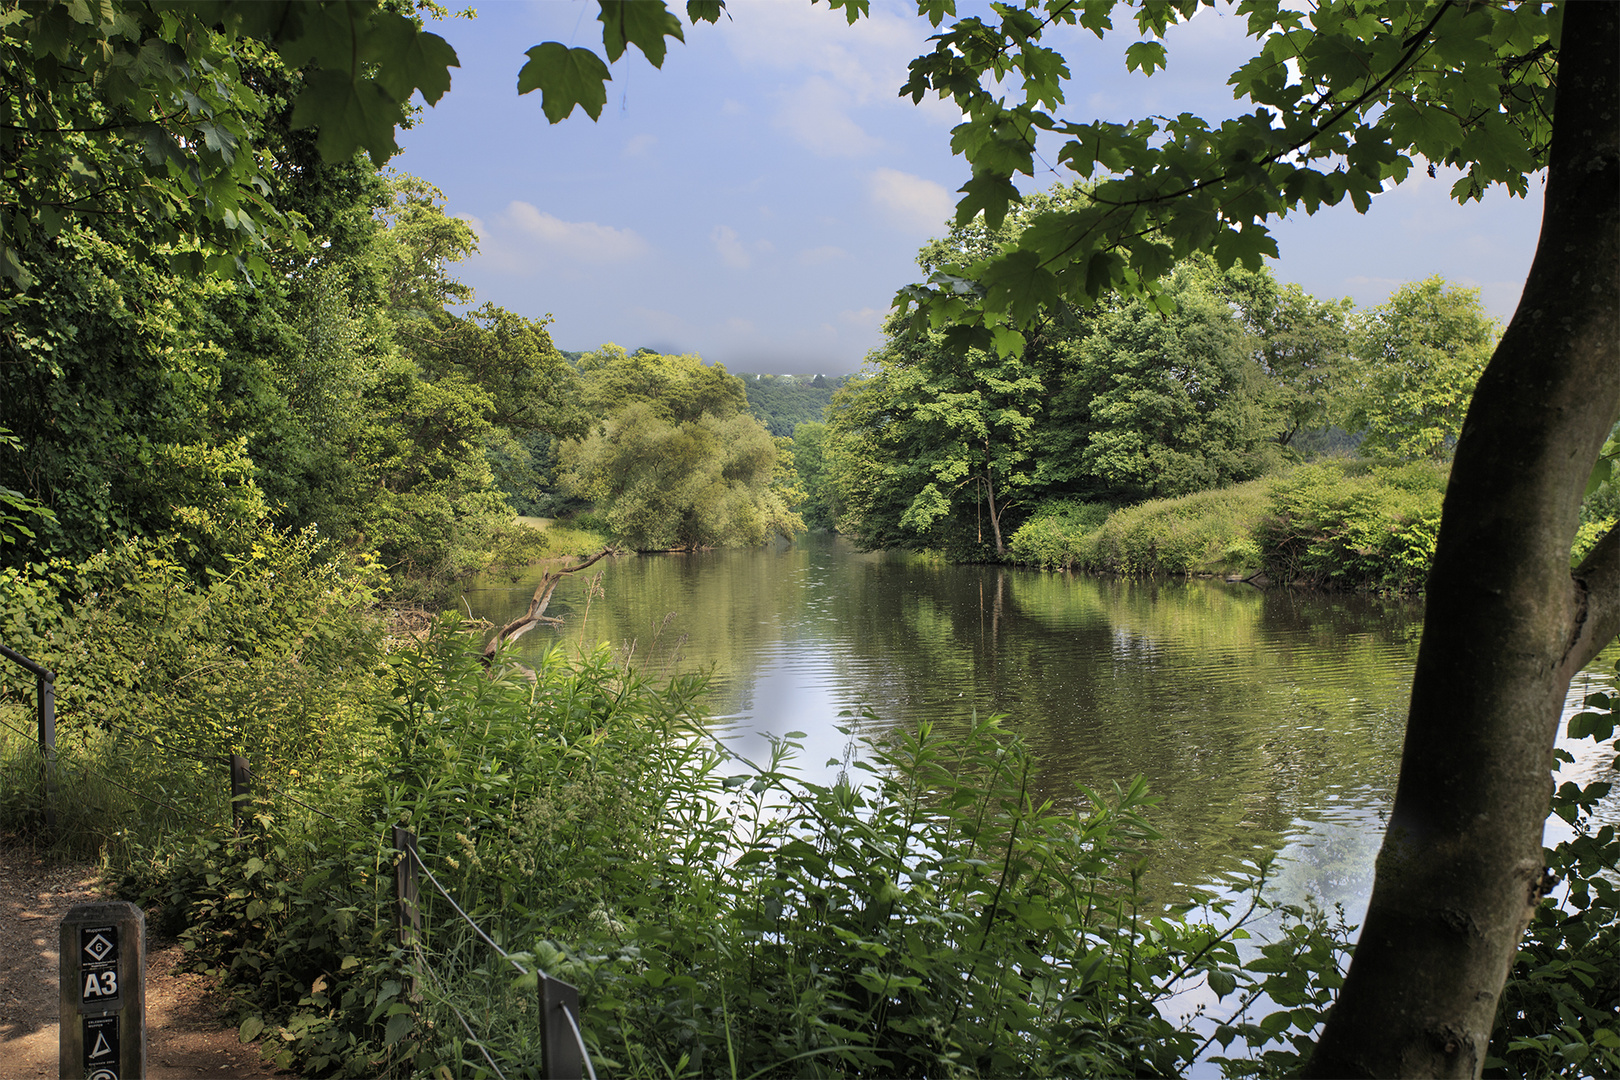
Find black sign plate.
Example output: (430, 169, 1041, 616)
(80, 923, 121, 1005)
(83, 1013, 119, 1079)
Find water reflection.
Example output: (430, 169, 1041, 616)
(458, 534, 1615, 906)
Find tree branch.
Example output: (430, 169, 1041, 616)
(1565, 520, 1620, 678)
(479, 546, 619, 668)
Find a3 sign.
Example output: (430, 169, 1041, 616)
(80, 924, 121, 1005)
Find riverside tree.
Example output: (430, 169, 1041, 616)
(1345, 275, 1498, 462)
(881, 4, 1616, 1076)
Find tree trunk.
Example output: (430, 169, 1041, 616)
(1307, 6, 1620, 1076)
(983, 441, 1006, 556)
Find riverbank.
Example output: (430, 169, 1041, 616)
(1005, 460, 1447, 593)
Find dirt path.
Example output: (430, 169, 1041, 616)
(0, 844, 282, 1079)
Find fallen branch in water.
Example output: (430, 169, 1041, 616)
(480, 547, 619, 670)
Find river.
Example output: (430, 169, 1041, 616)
(458, 533, 1620, 918)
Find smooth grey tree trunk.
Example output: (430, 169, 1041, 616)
(1307, 5, 1620, 1076)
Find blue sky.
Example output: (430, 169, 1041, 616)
(393, 0, 1545, 375)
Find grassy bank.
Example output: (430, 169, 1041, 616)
(1007, 460, 1449, 593)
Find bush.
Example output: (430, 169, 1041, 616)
(1007, 499, 1111, 569)
(0, 523, 386, 859)
(1082, 482, 1271, 576)
(1256, 461, 1447, 592)
(87, 621, 1354, 1079)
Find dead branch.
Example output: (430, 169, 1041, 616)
(480, 547, 619, 668)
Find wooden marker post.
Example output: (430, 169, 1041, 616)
(59, 901, 145, 1080)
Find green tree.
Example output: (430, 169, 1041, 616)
(1346, 275, 1497, 461)
(877, 2, 1615, 1074)
(788, 420, 838, 531)
(739, 372, 844, 437)
(852, 337, 1042, 557)
(559, 403, 801, 550)
(0, 0, 461, 284)
(1228, 274, 1357, 450)
(576, 343, 748, 423)
(1057, 257, 1281, 501)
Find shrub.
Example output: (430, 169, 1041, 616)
(1007, 499, 1110, 569)
(1485, 671, 1620, 1078)
(1082, 481, 1271, 576)
(1256, 461, 1447, 592)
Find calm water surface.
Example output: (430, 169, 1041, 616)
(458, 534, 1619, 916)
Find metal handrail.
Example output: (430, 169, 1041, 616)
(0, 640, 56, 830)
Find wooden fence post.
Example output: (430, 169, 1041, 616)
(1, 643, 57, 833)
(539, 974, 584, 1080)
(393, 825, 421, 1002)
(230, 754, 252, 834)
(37, 669, 55, 833)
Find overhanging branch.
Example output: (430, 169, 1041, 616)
(1565, 521, 1620, 677)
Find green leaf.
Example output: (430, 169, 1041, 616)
(289, 69, 404, 166)
(518, 43, 612, 124)
(597, 1, 685, 67)
(366, 13, 458, 106)
(1124, 40, 1167, 75)
(955, 172, 1021, 229)
(980, 249, 1060, 325)
(238, 1015, 264, 1043)
(1208, 968, 1237, 999)
(383, 1009, 413, 1045)
(686, 1, 724, 23)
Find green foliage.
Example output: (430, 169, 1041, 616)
(1257, 461, 1448, 592)
(0, 0, 462, 285)
(1053, 257, 1284, 502)
(893, 1, 1554, 333)
(1484, 673, 1620, 1078)
(1006, 499, 1110, 570)
(789, 421, 839, 532)
(0, 522, 384, 859)
(561, 404, 801, 550)
(1, 224, 286, 567)
(576, 344, 748, 423)
(740, 372, 845, 437)
(98, 617, 1354, 1079)
(1343, 277, 1497, 461)
(1229, 275, 1357, 450)
(1082, 482, 1271, 577)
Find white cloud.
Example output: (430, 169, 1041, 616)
(721, 1, 956, 152)
(721, 98, 748, 116)
(711, 224, 752, 269)
(773, 76, 883, 157)
(622, 133, 657, 159)
(721, 1, 917, 102)
(499, 202, 649, 264)
(868, 167, 956, 234)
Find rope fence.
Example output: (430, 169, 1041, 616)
(1, 639, 592, 1080)
(398, 832, 595, 1080)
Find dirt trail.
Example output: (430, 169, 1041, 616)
(0, 844, 282, 1079)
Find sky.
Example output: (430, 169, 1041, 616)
(393, 0, 1546, 376)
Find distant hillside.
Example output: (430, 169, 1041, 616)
(736, 372, 850, 436)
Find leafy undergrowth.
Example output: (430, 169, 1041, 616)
(1007, 460, 1449, 592)
(1255, 460, 1447, 593)
(89, 623, 1355, 1079)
